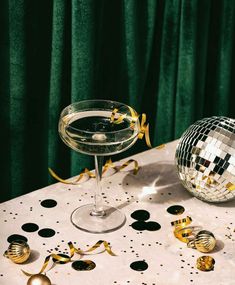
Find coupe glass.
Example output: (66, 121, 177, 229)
(59, 100, 140, 233)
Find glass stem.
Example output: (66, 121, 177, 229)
(91, 155, 105, 217)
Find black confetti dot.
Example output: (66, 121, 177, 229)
(21, 223, 39, 232)
(131, 210, 150, 221)
(40, 199, 57, 208)
(38, 228, 55, 238)
(130, 261, 148, 271)
(145, 221, 161, 231)
(52, 254, 70, 264)
(7, 234, 28, 243)
(72, 260, 96, 271)
(131, 221, 146, 231)
(167, 205, 185, 215)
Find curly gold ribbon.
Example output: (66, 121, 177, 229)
(110, 107, 152, 148)
(22, 240, 115, 276)
(155, 144, 165, 150)
(137, 113, 152, 148)
(171, 216, 193, 243)
(171, 216, 192, 227)
(110, 108, 128, 125)
(49, 158, 139, 185)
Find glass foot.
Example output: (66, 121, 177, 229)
(70, 204, 126, 233)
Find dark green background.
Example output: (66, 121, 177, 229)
(0, 0, 234, 202)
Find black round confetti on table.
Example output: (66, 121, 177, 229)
(7, 234, 28, 243)
(40, 199, 57, 208)
(72, 260, 96, 271)
(167, 205, 185, 215)
(131, 221, 146, 231)
(21, 223, 39, 232)
(145, 221, 161, 231)
(130, 261, 148, 271)
(131, 210, 150, 221)
(38, 228, 55, 238)
(52, 254, 70, 264)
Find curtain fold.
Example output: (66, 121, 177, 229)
(0, 0, 234, 202)
(48, 0, 71, 179)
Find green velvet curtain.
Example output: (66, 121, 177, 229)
(0, 0, 234, 202)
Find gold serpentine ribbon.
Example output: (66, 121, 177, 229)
(110, 107, 152, 148)
(49, 158, 139, 185)
(171, 216, 194, 243)
(22, 240, 115, 277)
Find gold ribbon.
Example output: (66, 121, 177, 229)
(110, 107, 152, 148)
(155, 144, 165, 150)
(110, 108, 129, 125)
(137, 113, 152, 148)
(49, 158, 139, 185)
(171, 216, 193, 243)
(171, 216, 192, 227)
(48, 168, 95, 185)
(22, 240, 115, 277)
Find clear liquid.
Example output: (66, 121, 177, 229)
(59, 111, 139, 156)
(70, 116, 130, 132)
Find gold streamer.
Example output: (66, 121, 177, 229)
(22, 255, 51, 277)
(137, 113, 152, 148)
(49, 158, 139, 185)
(22, 240, 115, 276)
(171, 216, 192, 227)
(110, 107, 152, 148)
(171, 216, 193, 243)
(75, 240, 116, 256)
(155, 144, 165, 150)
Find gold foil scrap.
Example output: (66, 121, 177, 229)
(196, 256, 215, 271)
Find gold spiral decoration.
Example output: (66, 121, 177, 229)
(4, 240, 30, 264)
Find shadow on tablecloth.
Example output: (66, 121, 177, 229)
(121, 161, 192, 205)
(121, 160, 235, 208)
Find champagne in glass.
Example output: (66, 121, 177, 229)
(59, 100, 140, 233)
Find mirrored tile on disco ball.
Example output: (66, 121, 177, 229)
(175, 116, 235, 203)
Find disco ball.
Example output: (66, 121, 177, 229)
(175, 116, 235, 202)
